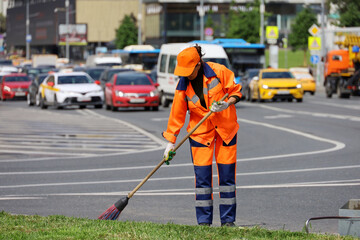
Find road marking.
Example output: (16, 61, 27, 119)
(2, 179, 359, 198)
(311, 101, 360, 111)
(2, 165, 359, 187)
(258, 104, 360, 122)
(264, 114, 293, 119)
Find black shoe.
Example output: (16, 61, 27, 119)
(199, 223, 211, 226)
(221, 222, 236, 227)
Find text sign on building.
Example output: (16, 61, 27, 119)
(308, 36, 321, 51)
(58, 24, 87, 46)
(308, 24, 319, 36)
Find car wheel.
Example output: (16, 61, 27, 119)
(161, 94, 170, 108)
(310, 91, 315, 96)
(152, 106, 159, 111)
(106, 103, 111, 110)
(95, 104, 103, 109)
(79, 105, 86, 109)
(257, 90, 264, 102)
(296, 98, 303, 102)
(54, 95, 63, 109)
(27, 94, 34, 106)
(144, 106, 150, 111)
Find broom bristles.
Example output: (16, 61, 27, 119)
(98, 204, 121, 220)
(98, 196, 129, 220)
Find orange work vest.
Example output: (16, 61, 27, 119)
(162, 62, 242, 146)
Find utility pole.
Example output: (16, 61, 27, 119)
(200, 0, 204, 41)
(260, 0, 265, 45)
(138, 0, 142, 45)
(26, 0, 30, 60)
(65, 0, 70, 60)
(319, 0, 326, 85)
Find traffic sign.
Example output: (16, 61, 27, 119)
(26, 34, 32, 43)
(308, 36, 321, 50)
(310, 55, 319, 64)
(308, 24, 320, 36)
(266, 26, 278, 40)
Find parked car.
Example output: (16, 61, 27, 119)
(27, 73, 49, 106)
(0, 73, 31, 101)
(38, 72, 104, 109)
(290, 68, 316, 95)
(248, 68, 303, 102)
(105, 71, 160, 111)
(99, 67, 134, 90)
(241, 68, 261, 101)
(24, 66, 55, 80)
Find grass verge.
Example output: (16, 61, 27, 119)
(265, 48, 313, 69)
(0, 211, 358, 240)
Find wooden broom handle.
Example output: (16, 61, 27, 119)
(128, 93, 229, 199)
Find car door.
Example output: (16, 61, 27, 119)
(43, 75, 56, 103)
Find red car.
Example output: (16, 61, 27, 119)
(105, 71, 160, 111)
(0, 73, 31, 100)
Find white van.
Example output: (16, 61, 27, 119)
(157, 43, 230, 107)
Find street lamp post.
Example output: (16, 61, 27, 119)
(200, 0, 204, 41)
(138, 0, 142, 45)
(26, 0, 30, 60)
(65, 0, 70, 60)
(260, 0, 265, 45)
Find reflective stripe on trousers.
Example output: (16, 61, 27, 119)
(190, 132, 237, 224)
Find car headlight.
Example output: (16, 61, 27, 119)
(296, 84, 302, 89)
(116, 90, 124, 97)
(4, 86, 11, 92)
(150, 89, 159, 97)
(262, 84, 269, 89)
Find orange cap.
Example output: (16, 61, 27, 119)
(174, 47, 200, 77)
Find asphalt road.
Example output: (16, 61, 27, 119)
(0, 87, 359, 234)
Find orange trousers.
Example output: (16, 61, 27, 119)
(190, 132, 237, 224)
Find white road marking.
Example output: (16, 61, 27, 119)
(258, 104, 360, 121)
(264, 114, 293, 119)
(311, 101, 360, 111)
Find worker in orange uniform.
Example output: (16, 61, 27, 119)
(162, 45, 242, 227)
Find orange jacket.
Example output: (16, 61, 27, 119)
(162, 62, 242, 146)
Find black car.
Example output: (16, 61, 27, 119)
(241, 68, 261, 101)
(99, 67, 134, 90)
(24, 66, 55, 80)
(27, 73, 48, 106)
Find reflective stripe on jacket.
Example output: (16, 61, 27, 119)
(162, 62, 242, 146)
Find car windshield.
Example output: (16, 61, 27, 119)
(262, 71, 294, 79)
(115, 74, 151, 86)
(58, 75, 93, 84)
(5, 76, 30, 82)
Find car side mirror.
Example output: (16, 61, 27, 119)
(94, 80, 101, 85)
(105, 82, 112, 87)
(252, 76, 259, 81)
(47, 82, 54, 87)
(154, 83, 160, 88)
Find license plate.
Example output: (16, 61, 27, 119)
(129, 98, 145, 103)
(15, 92, 26, 96)
(277, 90, 290, 95)
(78, 96, 91, 102)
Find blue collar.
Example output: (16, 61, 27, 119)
(202, 62, 217, 78)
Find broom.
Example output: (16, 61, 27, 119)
(98, 93, 229, 220)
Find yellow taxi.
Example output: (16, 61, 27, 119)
(290, 70, 316, 95)
(249, 68, 303, 102)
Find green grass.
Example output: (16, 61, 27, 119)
(0, 211, 358, 240)
(265, 48, 313, 69)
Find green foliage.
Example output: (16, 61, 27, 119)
(0, 211, 357, 240)
(328, 0, 360, 27)
(226, 0, 261, 43)
(115, 14, 138, 49)
(288, 7, 318, 51)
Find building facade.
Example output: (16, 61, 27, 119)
(5, 0, 323, 60)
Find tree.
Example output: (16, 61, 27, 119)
(328, 0, 360, 27)
(115, 14, 138, 49)
(288, 7, 317, 66)
(226, 1, 261, 43)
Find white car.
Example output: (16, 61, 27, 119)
(38, 72, 104, 109)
